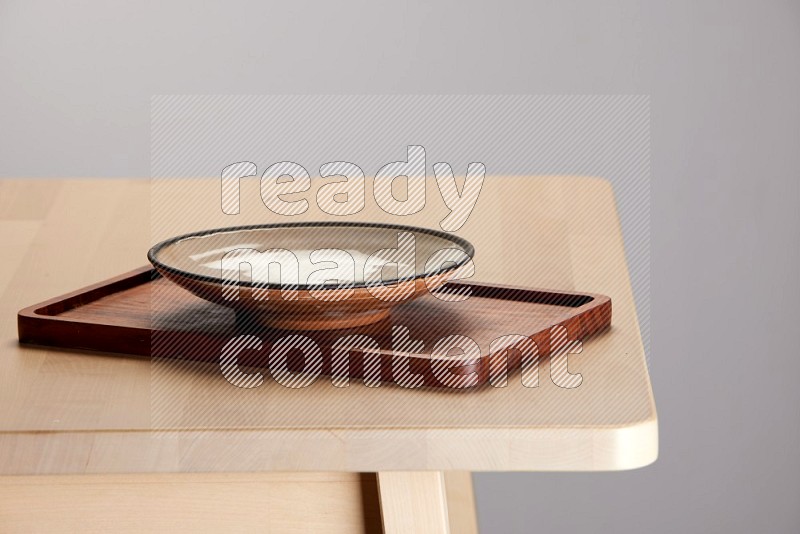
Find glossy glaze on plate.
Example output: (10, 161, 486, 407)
(148, 223, 475, 330)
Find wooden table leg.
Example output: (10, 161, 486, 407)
(443, 472, 479, 534)
(376, 471, 478, 534)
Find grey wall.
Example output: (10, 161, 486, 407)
(2, 1, 798, 532)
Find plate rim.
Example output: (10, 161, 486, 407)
(147, 221, 475, 290)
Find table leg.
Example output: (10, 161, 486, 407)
(443, 471, 480, 534)
(376, 471, 478, 534)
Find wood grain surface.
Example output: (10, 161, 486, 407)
(0, 472, 383, 533)
(0, 177, 657, 474)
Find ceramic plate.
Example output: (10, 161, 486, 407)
(148, 222, 474, 330)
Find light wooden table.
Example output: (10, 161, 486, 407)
(0, 177, 657, 533)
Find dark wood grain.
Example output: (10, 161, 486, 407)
(18, 267, 611, 388)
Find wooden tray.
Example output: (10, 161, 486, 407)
(18, 267, 611, 388)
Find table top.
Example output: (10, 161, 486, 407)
(0, 177, 656, 474)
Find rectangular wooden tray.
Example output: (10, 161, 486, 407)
(18, 267, 611, 388)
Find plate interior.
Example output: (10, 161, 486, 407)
(152, 224, 470, 287)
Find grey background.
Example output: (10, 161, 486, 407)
(1, 1, 798, 533)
